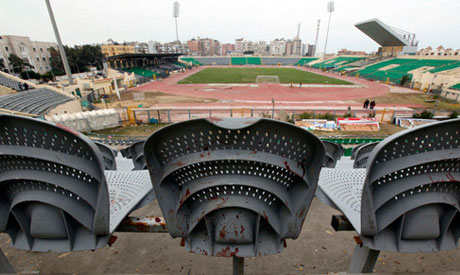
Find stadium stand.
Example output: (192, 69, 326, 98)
(0, 88, 73, 115)
(354, 58, 456, 83)
(231, 57, 247, 65)
(123, 67, 157, 79)
(294, 57, 318, 66)
(247, 57, 261, 65)
(181, 57, 203, 65)
(333, 65, 354, 72)
(311, 56, 365, 69)
(428, 61, 460, 73)
(450, 83, 460, 91)
(260, 57, 301, 65)
(0, 73, 29, 91)
(229, 57, 262, 65)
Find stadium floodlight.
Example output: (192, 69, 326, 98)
(173, 1, 180, 42)
(323, 1, 335, 56)
(44, 0, 73, 85)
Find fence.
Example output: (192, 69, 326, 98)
(128, 107, 416, 124)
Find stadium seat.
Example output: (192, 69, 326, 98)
(322, 140, 344, 168)
(0, 115, 152, 252)
(120, 140, 147, 170)
(317, 118, 460, 272)
(0, 88, 74, 115)
(312, 57, 365, 70)
(352, 141, 379, 168)
(143, 117, 325, 257)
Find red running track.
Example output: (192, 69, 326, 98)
(131, 66, 424, 109)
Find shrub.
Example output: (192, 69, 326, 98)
(413, 110, 434, 119)
(450, 111, 459, 119)
(259, 112, 271, 118)
(299, 112, 313, 119)
(317, 112, 335, 121)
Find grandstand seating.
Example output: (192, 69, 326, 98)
(312, 56, 365, 69)
(0, 88, 73, 115)
(354, 58, 457, 83)
(0, 73, 28, 91)
(333, 65, 353, 72)
(180, 57, 203, 65)
(229, 57, 262, 65)
(247, 57, 261, 65)
(261, 57, 301, 65)
(123, 67, 157, 79)
(450, 83, 460, 91)
(294, 58, 318, 66)
(428, 61, 460, 73)
(231, 57, 246, 65)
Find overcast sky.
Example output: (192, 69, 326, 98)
(1, 0, 459, 53)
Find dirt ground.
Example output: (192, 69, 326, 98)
(94, 91, 218, 109)
(2, 198, 460, 274)
(357, 90, 460, 111)
(311, 122, 406, 137)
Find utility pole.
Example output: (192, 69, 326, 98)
(313, 19, 321, 57)
(323, 1, 335, 57)
(45, 0, 73, 84)
(173, 2, 180, 42)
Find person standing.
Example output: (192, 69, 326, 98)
(370, 100, 376, 110)
(363, 99, 369, 109)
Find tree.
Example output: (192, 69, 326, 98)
(48, 45, 105, 75)
(8, 54, 30, 73)
(48, 47, 65, 76)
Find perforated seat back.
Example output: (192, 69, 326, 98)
(360, 119, 460, 252)
(95, 141, 117, 170)
(0, 115, 110, 252)
(144, 118, 325, 257)
(353, 142, 379, 168)
(322, 140, 343, 168)
(123, 140, 147, 170)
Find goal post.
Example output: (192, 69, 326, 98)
(256, 75, 280, 84)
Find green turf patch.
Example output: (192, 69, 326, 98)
(178, 68, 353, 85)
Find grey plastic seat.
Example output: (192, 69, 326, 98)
(121, 140, 147, 170)
(0, 114, 152, 252)
(144, 117, 325, 257)
(95, 141, 117, 170)
(318, 118, 460, 271)
(352, 142, 379, 168)
(322, 140, 344, 168)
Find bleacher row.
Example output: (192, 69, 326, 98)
(1, 115, 460, 274)
(311, 56, 365, 69)
(349, 58, 460, 83)
(124, 64, 183, 79)
(0, 73, 28, 91)
(0, 88, 73, 115)
(180, 57, 318, 66)
(450, 83, 460, 91)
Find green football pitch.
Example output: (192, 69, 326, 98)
(178, 67, 353, 85)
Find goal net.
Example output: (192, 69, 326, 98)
(256, 75, 280, 84)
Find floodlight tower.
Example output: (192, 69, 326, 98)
(313, 19, 321, 57)
(173, 1, 180, 42)
(45, 0, 73, 84)
(323, 1, 335, 56)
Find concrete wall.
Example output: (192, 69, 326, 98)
(46, 100, 82, 116)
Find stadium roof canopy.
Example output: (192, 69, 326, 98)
(355, 18, 417, 47)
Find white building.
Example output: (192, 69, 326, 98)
(269, 39, 287, 56)
(0, 35, 57, 74)
(148, 41, 159, 53)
